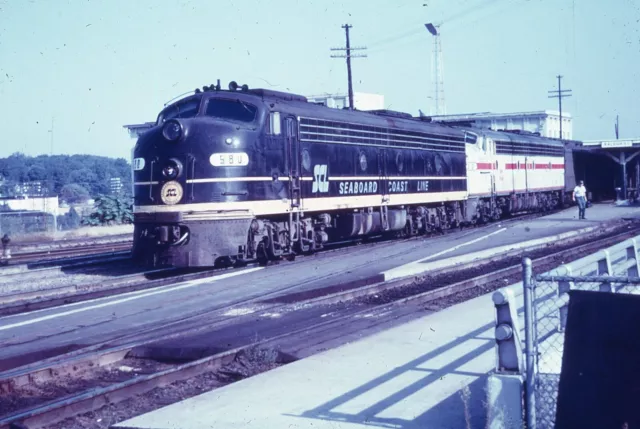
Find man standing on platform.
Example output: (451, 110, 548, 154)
(573, 180, 587, 219)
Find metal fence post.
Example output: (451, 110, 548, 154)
(598, 251, 613, 293)
(523, 257, 536, 429)
(631, 239, 640, 277)
(556, 265, 572, 332)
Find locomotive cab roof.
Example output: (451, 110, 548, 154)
(155, 82, 479, 145)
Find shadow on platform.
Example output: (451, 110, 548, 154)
(284, 318, 502, 429)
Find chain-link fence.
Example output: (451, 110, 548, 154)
(523, 236, 640, 429)
(0, 210, 56, 236)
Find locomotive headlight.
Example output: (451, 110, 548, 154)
(163, 120, 183, 141)
(162, 158, 183, 179)
(224, 137, 239, 146)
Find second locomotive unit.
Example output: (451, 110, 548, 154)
(131, 81, 567, 268)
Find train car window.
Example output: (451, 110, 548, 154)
(205, 99, 257, 123)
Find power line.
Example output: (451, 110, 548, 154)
(330, 24, 367, 110)
(366, 0, 508, 51)
(547, 75, 572, 140)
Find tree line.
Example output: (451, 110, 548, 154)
(0, 153, 134, 230)
(0, 152, 132, 202)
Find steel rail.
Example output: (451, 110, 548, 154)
(3, 243, 132, 264)
(6, 234, 132, 251)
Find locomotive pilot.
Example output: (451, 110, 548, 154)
(572, 180, 587, 219)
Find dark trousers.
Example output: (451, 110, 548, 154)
(576, 196, 586, 219)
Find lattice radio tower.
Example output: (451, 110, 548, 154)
(425, 23, 445, 116)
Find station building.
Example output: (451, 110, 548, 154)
(571, 138, 640, 203)
(124, 122, 155, 141)
(429, 110, 573, 140)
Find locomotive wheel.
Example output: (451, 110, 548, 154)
(294, 239, 315, 256)
(214, 257, 234, 269)
(278, 230, 295, 260)
(233, 257, 248, 268)
(257, 241, 269, 266)
(402, 222, 412, 238)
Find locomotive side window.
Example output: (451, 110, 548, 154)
(267, 112, 281, 135)
(205, 99, 257, 123)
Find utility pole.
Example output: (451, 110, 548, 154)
(547, 75, 572, 140)
(331, 24, 367, 110)
(615, 114, 619, 139)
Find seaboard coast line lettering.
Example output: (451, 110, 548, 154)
(339, 181, 378, 195)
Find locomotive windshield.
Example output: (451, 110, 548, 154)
(205, 98, 258, 123)
(158, 96, 202, 123)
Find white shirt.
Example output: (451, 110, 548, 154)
(574, 185, 586, 198)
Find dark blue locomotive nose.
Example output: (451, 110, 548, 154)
(131, 91, 267, 268)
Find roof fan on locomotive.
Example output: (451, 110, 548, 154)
(228, 81, 249, 92)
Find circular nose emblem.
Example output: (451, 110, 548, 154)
(161, 181, 183, 205)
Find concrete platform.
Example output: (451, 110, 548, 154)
(114, 288, 524, 429)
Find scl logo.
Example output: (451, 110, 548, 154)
(312, 164, 329, 193)
(160, 181, 183, 205)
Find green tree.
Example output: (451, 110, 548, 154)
(82, 195, 133, 226)
(59, 184, 91, 204)
(57, 207, 82, 230)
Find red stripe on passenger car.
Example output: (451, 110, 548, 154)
(477, 162, 494, 170)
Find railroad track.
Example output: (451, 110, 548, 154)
(7, 233, 131, 250)
(0, 224, 638, 429)
(0, 205, 559, 270)
(0, 206, 580, 316)
(1, 242, 132, 267)
(0, 234, 448, 316)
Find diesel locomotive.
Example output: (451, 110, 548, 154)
(131, 81, 568, 268)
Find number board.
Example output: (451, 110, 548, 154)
(133, 157, 145, 171)
(210, 152, 249, 167)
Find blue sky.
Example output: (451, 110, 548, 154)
(1, 0, 639, 160)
